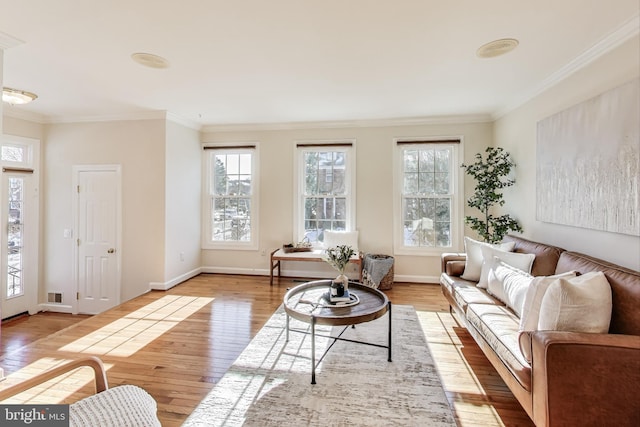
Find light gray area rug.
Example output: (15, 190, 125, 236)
(183, 305, 455, 426)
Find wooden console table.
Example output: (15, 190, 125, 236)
(270, 248, 363, 285)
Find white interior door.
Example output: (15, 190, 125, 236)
(75, 166, 121, 314)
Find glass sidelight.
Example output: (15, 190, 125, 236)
(6, 177, 24, 298)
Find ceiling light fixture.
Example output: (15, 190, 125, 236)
(2, 87, 38, 105)
(476, 38, 519, 58)
(131, 52, 170, 69)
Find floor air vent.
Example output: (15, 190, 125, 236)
(47, 292, 63, 304)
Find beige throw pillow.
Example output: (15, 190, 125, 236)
(538, 271, 612, 332)
(479, 246, 535, 289)
(460, 237, 515, 282)
(518, 271, 578, 332)
(517, 270, 578, 363)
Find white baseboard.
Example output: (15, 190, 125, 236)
(149, 267, 203, 291)
(38, 303, 74, 313)
(392, 274, 440, 284)
(201, 266, 436, 284)
(200, 266, 271, 276)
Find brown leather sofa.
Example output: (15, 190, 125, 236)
(440, 235, 640, 426)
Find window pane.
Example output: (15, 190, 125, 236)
(436, 222, 451, 247)
(2, 145, 25, 163)
(418, 172, 434, 194)
(404, 150, 418, 172)
(435, 149, 450, 172)
(404, 172, 418, 194)
(435, 173, 449, 194)
(435, 198, 451, 222)
(7, 178, 24, 298)
(335, 198, 346, 221)
(304, 152, 318, 194)
(419, 149, 434, 172)
(403, 198, 418, 222)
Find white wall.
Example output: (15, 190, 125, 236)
(201, 121, 493, 282)
(162, 120, 202, 287)
(43, 119, 167, 305)
(495, 36, 640, 270)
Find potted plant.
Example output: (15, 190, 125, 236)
(461, 147, 523, 243)
(324, 244, 356, 294)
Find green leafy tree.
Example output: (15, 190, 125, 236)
(461, 147, 522, 243)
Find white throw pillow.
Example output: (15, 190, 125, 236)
(487, 260, 533, 316)
(478, 246, 535, 289)
(538, 271, 612, 333)
(323, 230, 359, 252)
(460, 237, 515, 282)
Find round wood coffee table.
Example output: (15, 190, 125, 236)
(283, 280, 391, 384)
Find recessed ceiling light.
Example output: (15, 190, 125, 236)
(476, 38, 519, 58)
(131, 52, 170, 69)
(2, 87, 38, 105)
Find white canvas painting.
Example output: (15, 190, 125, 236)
(536, 78, 639, 236)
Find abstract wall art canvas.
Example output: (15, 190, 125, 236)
(536, 78, 639, 236)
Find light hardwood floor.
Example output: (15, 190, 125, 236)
(0, 274, 534, 427)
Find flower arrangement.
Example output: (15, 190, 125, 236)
(324, 244, 356, 274)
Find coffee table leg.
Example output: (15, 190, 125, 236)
(286, 314, 290, 342)
(388, 301, 392, 362)
(311, 315, 316, 385)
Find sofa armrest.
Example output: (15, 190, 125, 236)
(441, 252, 466, 276)
(531, 331, 640, 427)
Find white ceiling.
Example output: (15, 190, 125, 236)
(1, 1, 638, 128)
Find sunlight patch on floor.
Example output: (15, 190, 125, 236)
(58, 295, 214, 357)
(0, 357, 114, 404)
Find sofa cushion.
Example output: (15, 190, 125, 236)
(503, 235, 564, 276)
(460, 237, 515, 282)
(453, 284, 503, 313)
(466, 303, 531, 391)
(478, 247, 535, 289)
(538, 271, 612, 333)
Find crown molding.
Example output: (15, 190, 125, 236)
(200, 113, 493, 133)
(166, 112, 201, 130)
(0, 31, 23, 50)
(44, 110, 168, 124)
(493, 13, 640, 120)
(2, 106, 46, 123)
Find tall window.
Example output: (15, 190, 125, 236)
(203, 145, 258, 249)
(295, 141, 355, 246)
(394, 140, 462, 253)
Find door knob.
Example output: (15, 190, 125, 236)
(108, 248, 115, 254)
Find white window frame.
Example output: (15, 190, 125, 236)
(202, 143, 259, 251)
(393, 137, 464, 256)
(293, 140, 356, 247)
